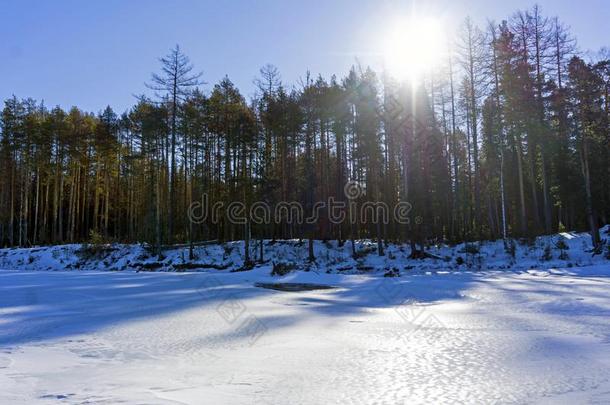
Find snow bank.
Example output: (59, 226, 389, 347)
(1, 226, 608, 275)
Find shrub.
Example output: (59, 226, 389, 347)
(463, 243, 480, 255)
(353, 246, 375, 259)
(89, 229, 106, 245)
(222, 243, 233, 259)
(271, 261, 297, 276)
(555, 239, 569, 251)
(541, 244, 552, 261)
(384, 268, 400, 277)
(555, 238, 570, 260)
(78, 229, 109, 260)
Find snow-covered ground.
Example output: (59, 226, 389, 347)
(1, 229, 609, 404)
(0, 227, 608, 275)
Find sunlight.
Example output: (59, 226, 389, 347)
(383, 17, 445, 83)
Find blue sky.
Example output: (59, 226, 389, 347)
(1, 0, 608, 113)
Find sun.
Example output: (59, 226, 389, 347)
(383, 17, 445, 83)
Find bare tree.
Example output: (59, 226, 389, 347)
(456, 17, 487, 237)
(147, 45, 203, 243)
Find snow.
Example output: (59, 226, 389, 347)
(0, 227, 607, 275)
(1, 228, 609, 403)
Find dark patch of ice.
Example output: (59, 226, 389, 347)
(254, 282, 336, 292)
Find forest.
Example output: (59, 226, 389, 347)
(1, 5, 608, 257)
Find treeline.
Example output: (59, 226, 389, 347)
(1, 5, 608, 256)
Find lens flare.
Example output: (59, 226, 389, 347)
(383, 17, 445, 82)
